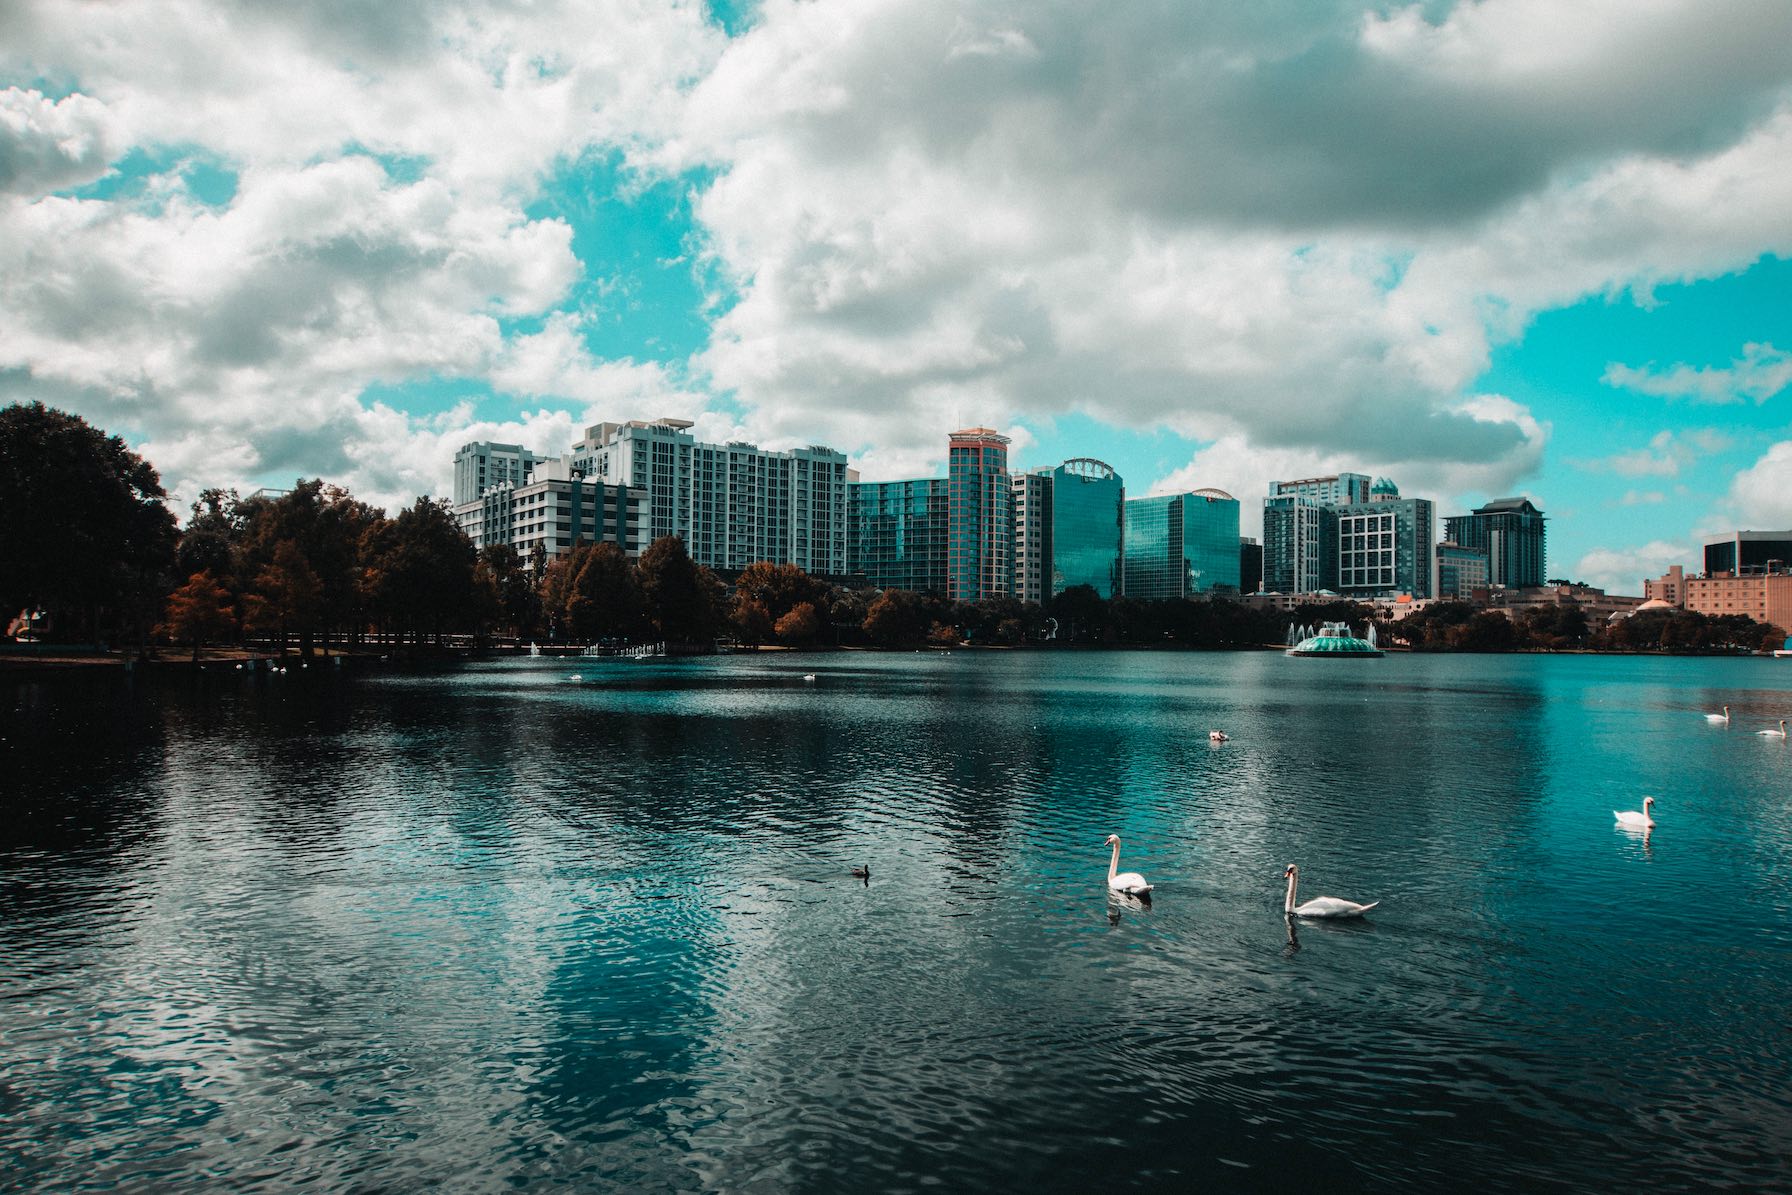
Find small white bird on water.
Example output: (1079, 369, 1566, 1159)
(1103, 834, 1153, 898)
(803, 673, 816, 682)
(1705, 705, 1731, 724)
(1283, 864, 1377, 918)
(1614, 795, 1656, 829)
(1758, 720, 1788, 738)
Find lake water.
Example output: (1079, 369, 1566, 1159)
(4, 651, 1791, 1192)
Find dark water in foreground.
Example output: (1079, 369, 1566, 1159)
(4, 651, 1791, 1192)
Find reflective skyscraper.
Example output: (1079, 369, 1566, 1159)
(1124, 490, 1241, 599)
(1050, 459, 1124, 597)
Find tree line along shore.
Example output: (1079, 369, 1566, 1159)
(3, 402, 1782, 665)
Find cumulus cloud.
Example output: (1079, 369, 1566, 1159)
(672, 0, 1792, 494)
(0, 0, 720, 509)
(5, 0, 1792, 523)
(0, 88, 117, 196)
(1603, 342, 1792, 404)
(1574, 539, 1691, 594)
(1729, 440, 1792, 528)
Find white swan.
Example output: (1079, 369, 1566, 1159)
(1705, 705, 1731, 724)
(1104, 834, 1153, 897)
(1614, 795, 1655, 829)
(803, 673, 816, 682)
(1283, 864, 1377, 918)
(1758, 720, 1788, 738)
(1208, 730, 1229, 742)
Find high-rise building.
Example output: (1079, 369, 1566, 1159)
(1331, 479, 1435, 599)
(1262, 473, 1369, 595)
(1703, 531, 1792, 576)
(1049, 459, 1124, 598)
(849, 479, 950, 593)
(1239, 537, 1263, 594)
(454, 419, 849, 573)
(1262, 495, 1327, 594)
(565, 419, 850, 575)
(1445, 498, 1546, 589)
(453, 442, 544, 506)
(1012, 468, 1053, 604)
(1124, 490, 1241, 599)
(1270, 472, 1371, 506)
(947, 428, 1012, 602)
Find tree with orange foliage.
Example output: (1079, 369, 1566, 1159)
(774, 601, 821, 645)
(161, 570, 235, 663)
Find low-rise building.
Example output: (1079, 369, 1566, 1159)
(1642, 564, 1792, 628)
(1482, 582, 1644, 622)
(1681, 572, 1792, 628)
(1437, 541, 1490, 598)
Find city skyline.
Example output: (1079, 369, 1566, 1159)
(5, 2, 1792, 595)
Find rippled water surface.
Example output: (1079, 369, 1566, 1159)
(5, 651, 1792, 1192)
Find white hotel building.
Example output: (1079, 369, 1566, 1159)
(453, 419, 852, 574)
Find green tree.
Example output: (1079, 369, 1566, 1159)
(1048, 584, 1107, 643)
(637, 535, 718, 644)
(174, 488, 241, 583)
(0, 402, 177, 645)
(361, 498, 475, 646)
(161, 570, 236, 663)
(559, 541, 652, 644)
(474, 543, 537, 641)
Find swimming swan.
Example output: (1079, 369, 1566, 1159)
(1614, 795, 1655, 829)
(1758, 720, 1788, 738)
(1283, 864, 1377, 918)
(1103, 835, 1153, 897)
(1705, 705, 1731, 724)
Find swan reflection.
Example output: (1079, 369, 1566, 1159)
(1107, 890, 1150, 923)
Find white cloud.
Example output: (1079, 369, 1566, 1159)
(1729, 440, 1792, 528)
(0, 0, 721, 508)
(0, 87, 117, 196)
(1574, 539, 1691, 594)
(672, 0, 1792, 497)
(5, 0, 1792, 524)
(1603, 342, 1792, 404)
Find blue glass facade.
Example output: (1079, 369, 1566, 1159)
(1050, 461, 1123, 597)
(848, 479, 950, 593)
(1124, 492, 1241, 599)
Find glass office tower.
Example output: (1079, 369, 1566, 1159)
(1050, 459, 1124, 597)
(1124, 490, 1241, 599)
(848, 478, 950, 593)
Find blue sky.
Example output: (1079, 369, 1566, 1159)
(4, 0, 1791, 593)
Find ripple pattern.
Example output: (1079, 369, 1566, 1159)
(4, 652, 1792, 1192)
